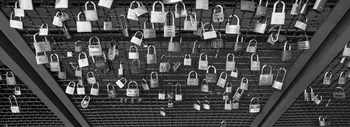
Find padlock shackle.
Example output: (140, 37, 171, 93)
(227, 14, 240, 25)
(185, 12, 197, 22)
(165, 11, 175, 25)
(85, 1, 97, 11)
(14, 2, 19, 8)
(275, 68, 287, 82)
(248, 39, 258, 47)
(226, 53, 235, 62)
(199, 53, 208, 61)
(77, 82, 84, 88)
(335, 86, 345, 92)
(315, 94, 323, 101)
(75, 40, 82, 46)
(133, 31, 144, 39)
(175, 1, 186, 12)
(6, 71, 15, 77)
(251, 54, 260, 61)
(319, 116, 327, 121)
(261, 65, 272, 74)
(185, 54, 191, 59)
(324, 71, 333, 78)
(143, 20, 155, 29)
(15, 86, 21, 91)
(206, 66, 217, 73)
(235, 34, 243, 44)
(81, 95, 90, 108)
(272, 0, 285, 13)
(8, 95, 19, 106)
(294, 0, 302, 4)
(91, 82, 100, 89)
(107, 83, 115, 91)
(235, 87, 244, 94)
(127, 80, 138, 89)
(40, 23, 48, 29)
(213, 5, 223, 13)
(192, 40, 198, 53)
(33, 32, 48, 43)
(283, 41, 292, 51)
(87, 71, 95, 78)
(298, 15, 308, 23)
(175, 82, 182, 94)
(129, 45, 139, 53)
(78, 52, 88, 60)
(147, 45, 156, 54)
(152, 1, 165, 11)
(268, 26, 281, 43)
(132, 59, 140, 66)
(258, 0, 268, 6)
(50, 53, 59, 63)
(68, 81, 76, 87)
(219, 72, 227, 79)
(91, 52, 106, 63)
(250, 97, 260, 104)
(188, 71, 198, 79)
(225, 99, 232, 104)
(160, 54, 169, 61)
(151, 71, 158, 79)
(129, 1, 140, 9)
(340, 71, 347, 77)
(89, 36, 101, 45)
(241, 77, 249, 84)
(202, 22, 215, 32)
(10, 12, 21, 21)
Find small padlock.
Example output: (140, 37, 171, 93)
(206, 66, 218, 83)
(196, 0, 209, 10)
(107, 83, 117, 99)
(133, 1, 148, 17)
(52, 11, 63, 27)
(231, 100, 239, 110)
(295, 16, 308, 31)
(14, 86, 21, 96)
(160, 108, 166, 116)
(304, 87, 311, 101)
(14, 2, 25, 17)
(75, 40, 83, 52)
(58, 70, 67, 79)
(65, 81, 76, 95)
(255, 0, 268, 16)
(299, 0, 309, 15)
(6, 71, 16, 85)
(184, 13, 197, 31)
(259, 65, 274, 85)
(98, 0, 113, 9)
(251, 54, 261, 71)
(39, 24, 49, 36)
(226, 15, 240, 34)
(297, 34, 310, 50)
(198, 53, 208, 70)
(164, 12, 176, 37)
(314, 95, 322, 105)
(143, 20, 156, 39)
(249, 97, 260, 113)
(81, 95, 90, 108)
(194, 100, 201, 111)
(217, 72, 228, 88)
(333, 87, 346, 99)
(167, 99, 174, 108)
(224, 100, 232, 110)
(127, 1, 140, 21)
(253, 18, 267, 34)
(282, 41, 292, 62)
(220, 121, 226, 127)
(271, 1, 286, 25)
(168, 37, 182, 52)
(76, 12, 92, 33)
(76, 82, 85, 95)
(323, 71, 332, 85)
(141, 79, 150, 91)
(9, 12, 23, 29)
(225, 83, 233, 93)
(151, 1, 166, 23)
(212, 5, 224, 23)
(203, 100, 210, 110)
(116, 78, 127, 89)
(174, 2, 187, 18)
(175, 82, 183, 101)
(119, 15, 129, 37)
(226, 53, 236, 71)
(233, 87, 244, 101)
(75, 67, 83, 77)
(130, 31, 144, 46)
(230, 68, 239, 78)
(234, 35, 244, 51)
(319, 116, 328, 127)
(147, 45, 157, 64)
(128, 46, 139, 59)
(187, 71, 199, 86)
(202, 23, 217, 40)
(84, 1, 98, 21)
(338, 71, 347, 84)
(313, 0, 327, 13)
(90, 83, 100, 96)
(240, 77, 249, 90)
(103, 15, 113, 31)
(201, 79, 209, 92)
(159, 55, 171, 73)
(50, 53, 61, 72)
(118, 62, 124, 77)
(88, 36, 102, 56)
(130, 59, 141, 74)
(272, 68, 287, 90)
(184, 54, 192, 66)
(9, 95, 20, 113)
(241, 0, 256, 12)
(150, 71, 159, 88)
(35, 52, 49, 65)
(246, 39, 258, 53)
(159, 87, 166, 100)
(291, 0, 302, 15)
(267, 25, 287, 45)
(194, 22, 204, 36)
(310, 87, 316, 101)
(211, 32, 224, 49)
(87, 71, 97, 84)
(33, 33, 52, 52)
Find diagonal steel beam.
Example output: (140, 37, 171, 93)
(250, 1, 350, 127)
(0, 11, 90, 127)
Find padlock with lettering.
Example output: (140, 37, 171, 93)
(187, 71, 199, 86)
(256, 0, 268, 16)
(107, 83, 117, 99)
(251, 54, 260, 71)
(87, 72, 97, 84)
(225, 53, 236, 71)
(130, 59, 141, 74)
(88, 36, 102, 56)
(35, 52, 49, 65)
(272, 68, 287, 90)
(38, 24, 49, 36)
(323, 71, 332, 85)
(75, 67, 83, 77)
(198, 53, 208, 70)
(225, 15, 240, 34)
(133, 1, 148, 17)
(249, 97, 260, 113)
(49, 53, 61, 72)
(159, 55, 171, 73)
(196, 0, 209, 10)
(103, 15, 113, 31)
(81, 95, 90, 108)
(159, 87, 166, 100)
(163, 0, 182, 4)
(9, 12, 23, 29)
(333, 87, 346, 99)
(224, 99, 232, 110)
(212, 5, 224, 23)
(206, 66, 218, 83)
(146, 45, 157, 64)
(230, 68, 239, 78)
(174, 2, 187, 18)
(150, 71, 159, 88)
(234, 35, 244, 51)
(241, 0, 256, 12)
(313, 0, 327, 13)
(128, 46, 139, 59)
(19, 0, 33, 10)
(240, 77, 249, 90)
(184, 54, 192, 66)
(78, 52, 89, 68)
(194, 100, 201, 111)
(116, 78, 127, 89)
(319, 116, 328, 127)
(291, 0, 302, 15)
(130, 31, 143, 46)
(233, 87, 244, 101)
(127, 1, 140, 21)
(74, 41, 83, 52)
(6, 71, 16, 85)
(164, 12, 176, 37)
(297, 34, 310, 50)
(76, 82, 85, 95)
(14, 86, 21, 96)
(175, 82, 182, 101)
(65, 81, 76, 95)
(184, 13, 197, 31)
(338, 71, 347, 84)
(271, 1, 286, 25)
(84, 1, 98, 21)
(151, 1, 166, 23)
(202, 100, 210, 110)
(211, 32, 224, 49)
(33, 33, 51, 52)
(259, 65, 273, 85)
(194, 22, 204, 36)
(202, 23, 217, 40)
(168, 37, 182, 52)
(98, 0, 113, 9)
(314, 95, 322, 105)
(119, 15, 129, 37)
(160, 107, 166, 116)
(143, 20, 156, 39)
(217, 72, 227, 88)
(225, 83, 233, 93)
(295, 16, 308, 31)
(299, 0, 309, 15)
(90, 83, 99, 96)
(142, 79, 150, 91)
(246, 39, 258, 53)
(9, 95, 20, 113)
(14, 2, 25, 17)
(253, 18, 267, 34)
(282, 42, 292, 62)
(55, 0, 68, 9)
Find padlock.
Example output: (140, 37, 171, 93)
(313, 0, 327, 13)
(133, 1, 148, 17)
(319, 116, 328, 127)
(151, 1, 166, 23)
(119, 15, 129, 37)
(282, 41, 292, 62)
(194, 100, 201, 111)
(271, 1, 286, 25)
(299, 0, 309, 15)
(194, 22, 204, 36)
(192, 40, 199, 54)
(168, 37, 182, 52)
(75, 67, 83, 77)
(158, 88, 166, 100)
(225, 15, 240, 34)
(225, 99, 232, 110)
(233, 87, 244, 101)
(6, 71, 16, 85)
(164, 12, 176, 37)
(198, 53, 208, 70)
(333, 87, 346, 99)
(175, 82, 183, 101)
(184, 54, 192, 66)
(52, 11, 64, 27)
(116, 78, 127, 89)
(220, 121, 226, 127)
(118, 62, 124, 77)
(98, 0, 113, 9)
(310, 87, 315, 101)
(14, 2, 25, 17)
(217, 72, 227, 88)
(211, 32, 224, 49)
(65, 81, 76, 95)
(212, 5, 224, 23)
(173, 61, 181, 72)
(246, 39, 258, 53)
(150, 71, 159, 88)
(107, 83, 117, 99)
(251, 54, 260, 71)
(174, 2, 187, 18)
(127, 1, 140, 21)
(196, 0, 209, 10)
(84, 1, 98, 21)
(33, 33, 51, 52)
(167, 99, 174, 108)
(253, 18, 267, 34)
(9, 95, 20, 113)
(241, 0, 256, 12)
(225, 53, 236, 71)
(76, 82, 85, 95)
(297, 34, 310, 50)
(272, 68, 287, 90)
(130, 59, 141, 74)
(255, 0, 268, 16)
(206, 66, 218, 83)
(55, 0, 68, 9)
(81, 95, 90, 108)
(49, 53, 61, 72)
(35, 52, 49, 65)
(128, 46, 139, 59)
(234, 35, 244, 51)
(107, 42, 117, 60)
(295, 16, 308, 31)
(314, 95, 322, 105)
(225, 83, 233, 93)
(88, 36, 102, 56)
(201, 79, 209, 92)
(78, 52, 89, 68)
(187, 71, 199, 86)
(90, 83, 100, 96)
(130, 31, 143, 46)
(202, 22, 217, 40)
(58, 70, 67, 79)
(203, 100, 210, 110)
(267, 25, 287, 45)
(142, 79, 150, 91)
(166, 82, 175, 100)
(147, 45, 157, 64)
(87, 72, 97, 84)
(75, 40, 83, 52)
(240, 77, 249, 90)
(338, 71, 347, 84)
(230, 68, 239, 78)
(92, 52, 106, 71)
(19, 0, 33, 10)
(143, 20, 156, 39)
(249, 97, 260, 113)
(259, 65, 274, 85)
(14, 86, 21, 96)
(160, 107, 166, 116)
(163, 0, 182, 4)
(304, 87, 311, 101)
(291, 0, 302, 15)
(343, 43, 350, 57)
(39, 24, 49, 36)
(184, 13, 197, 31)
(323, 71, 332, 85)
(159, 55, 171, 73)
(103, 15, 113, 31)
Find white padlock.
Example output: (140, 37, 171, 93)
(130, 31, 144, 46)
(90, 83, 100, 96)
(295, 16, 308, 31)
(35, 52, 49, 65)
(174, 2, 187, 18)
(127, 1, 140, 21)
(19, 0, 33, 10)
(226, 53, 236, 71)
(128, 46, 139, 59)
(6, 71, 16, 85)
(14, 2, 25, 17)
(9, 12, 23, 29)
(198, 53, 208, 70)
(50, 53, 61, 72)
(55, 0, 68, 9)
(225, 15, 240, 34)
(212, 5, 224, 23)
(184, 13, 197, 31)
(9, 95, 20, 113)
(250, 54, 260, 71)
(272, 68, 287, 90)
(164, 12, 176, 37)
(84, 1, 98, 21)
(88, 36, 102, 56)
(240, 77, 249, 90)
(76, 12, 92, 33)
(271, 1, 286, 25)
(184, 54, 192, 66)
(65, 81, 76, 95)
(151, 1, 166, 23)
(202, 22, 217, 40)
(98, 0, 114, 9)
(196, 0, 209, 10)
(39, 24, 49, 36)
(78, 52, 89, 68)
(76, 82, 85, 95)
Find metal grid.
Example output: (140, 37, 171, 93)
(0, 0, 337, 126)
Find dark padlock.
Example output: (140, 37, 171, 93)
(168, 37, 182, 52)
(333, 87, 346, 99)
(130, 59, 141, 74)
(206, 66, 218, 83)
(234, 35, 244, 51)
(92, 52, 106, 72)
(107, 83, 117, 99)
(281, 41, 292, 62)
(299, 0, 309, 15)
(211, 32, 224, 49)
(241, 0, 256, 12)
(119, 15, 129, 37)
(159, 55, 171, 73)
(255, 0, 268, 16)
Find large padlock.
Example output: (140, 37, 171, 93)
(87, 72, 97, 84)
(65, 81, 76, 95)
(313, 0, 327, 13)
(271, 1, 286, 25)
(224, 100, 232, 110)
(84, 1, 98, 21)
(259, 65, 273, 85)
(241, 0, 256, 12)
(164, 12, 176, 37)
(151, 1, 166, 23)
(9, 95, 20, 113)
(127, 1, 140, 21)
(255, 0, 268, 16)
(103, 15, 113, 31)
(297, 34, 310, 50)
(107, 83, 117, 99)
(299, 0, 309, 15)
(130, 31, 143, 46)
(187, 71, 199, 86)
(184, 13, 197, 31)
(98, 0, 113, 9)
(130, 59, 141, 74)
(78, 52, 89, 68)
(211, 32, 224, 49)
(75, 40, 83, 52)
(168, 37, 182, 52)
(240, 77, 249, 90)
(33, 33, 51, 52)
(202, 23, 217, 40)
(35, 52, 49, 65)
(251, 54, 260, 71)
(217, 72, 228, 88)
(119, 15, 129, 37)
(230, 68, 239, 78)
(193, 100, 201, 111)
(126, 81, 139, 97)
(198, 53, 208, 70)
(323, 71, 332, 85)
(147, 45, 157, 64)
(201, 79, 210, 92)
(19, 0, 33, 10)
(128, 46, 139, 59)
(14, 86, 21, 96)
(50, 53, 61, 72)
(226, 15, 240, 34)
(6, 71, 16, 85)
(88, 36, 102, 56)
(338, 71, 347, 84)
(9, 12, 23, 29)
(232, 99, 239, 109)
(246, 39, 258, 53)
(133, 1, 148, 17)
(39, 24, 49, 36)
(212, 5, 224, 23)
(194, 22, 204, 36)
(206, 66, 218, 83)
(81, 95, 90, 108)
(291, 0, 302, 15)
(225, 83, 233, 93)
(159, 55, 171, 73)
(142, 79, 150, 91)
(295, 16, 308, 31)
(143, 20, 156, 39)
(333, 87, 346, 99)
(196, 0, 209, 10)
(163, 0, 182, 4)
(175, 82, 183, 101)
(226, 53, 236, 71)
(249, 97, 260, 113)
(116, 78, 127, 89)
(253, 18, 267, 34)
(282, 41, 292, 62)
(234, 35, 244, 51)
(319, 116, 328, 127)
(55, 0, 68, 9)
(174, 2, 187, 18)
(272, 68, 287, 90)
(90, 83, 100, 96)
(184, 54, 192, 66)
(76, 82, 85, 95)
(233, 87, 244, 101)
(14, 2, 25, 17)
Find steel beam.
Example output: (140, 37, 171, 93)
(0, 11, 90, 127)
(250, 0, 350, 127)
